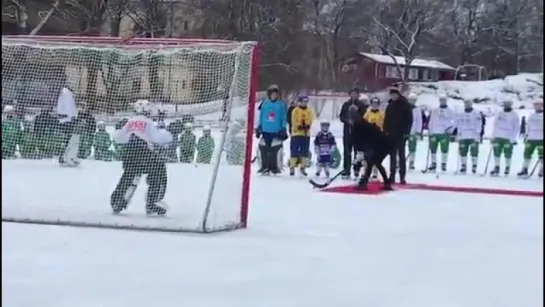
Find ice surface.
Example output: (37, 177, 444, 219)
(2, 136, 543, 307)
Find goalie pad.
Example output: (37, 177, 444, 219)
(257, 138, 284, 172)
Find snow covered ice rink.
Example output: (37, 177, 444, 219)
(2, 137, 544, 307)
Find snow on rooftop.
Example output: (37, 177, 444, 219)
(359, 52, 455, 70)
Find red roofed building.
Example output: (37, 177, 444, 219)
(340, 52, 456, 92)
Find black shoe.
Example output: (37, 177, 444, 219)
(382, 184, 393, 191)
(354, 184, 368, 191)
(257, 166, 268, 174)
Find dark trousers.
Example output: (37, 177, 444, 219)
(389, 138, 407, 182)
(342, 133, 356, 175)
(112, 136, 167, 207)
(359, 152, 389, 186)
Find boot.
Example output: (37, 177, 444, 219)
(517, 167, 528, 177)
(428, 162, 437, 171)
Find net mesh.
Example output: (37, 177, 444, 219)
(1, 36, 258, 233)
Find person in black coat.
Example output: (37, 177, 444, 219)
(339, 88, 368, 179)
(383, 87, 413, 184)
(347, 105, 394, 191)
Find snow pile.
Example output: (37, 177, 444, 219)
(411, 73, 543, 109)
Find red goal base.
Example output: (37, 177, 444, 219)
(321, 182, 543, 197)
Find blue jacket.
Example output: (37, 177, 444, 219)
(258, 99, 287, 134)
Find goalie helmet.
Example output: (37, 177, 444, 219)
(134, 99, 151, 115)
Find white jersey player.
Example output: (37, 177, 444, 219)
(455, 100, 482, 174)
(518, 101, 543, 178)
(407, 93, 423, 169)
(56, 87, 80, 167)
(110, 100, 172, 216)
(427, 95, 456, 171)
(490, 100, 520, 176)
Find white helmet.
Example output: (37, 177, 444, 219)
(408, 93, 417, 100)
(134, 99, 150, 114)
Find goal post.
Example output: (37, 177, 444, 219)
(1, 35, 260, 233)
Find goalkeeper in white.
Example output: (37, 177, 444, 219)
(455, 99, 482, 174)
(110, 101, 172, 216)
(56, 86, 79, 167)
(517, 101, 543, 178)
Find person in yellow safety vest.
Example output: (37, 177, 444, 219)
(362, 97, 385, 179)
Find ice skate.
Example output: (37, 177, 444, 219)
(441, 163, 447, 172)
(428, 162, 437, 172)
(299, 168, 308, 177)
(471, 165, 477, 174)
(517, 168, 528, 177)
(146, 202, 167, 216)
(490, 166, 500, 176)
(459, 164, 467, 174)
(504, 166, 510, 176)
(289, 167, 295, 176)
(408, 162, 415, 170)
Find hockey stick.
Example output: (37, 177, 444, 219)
(251, 156, 257, 163)
(480, 147, 493, 177)
(309, 170, 345, 189)
(420, 149, 431, 173)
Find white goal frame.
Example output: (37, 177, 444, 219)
(1, 35, 260, 233)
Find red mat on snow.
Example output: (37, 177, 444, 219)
(321, 181, 543, 197)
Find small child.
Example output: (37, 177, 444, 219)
(179, 122, 196, 163)
(196, 126, 215, 164)
(362, 97, 385, 179)
(94, 121, 112, 161)
(313, 121, 337, 178)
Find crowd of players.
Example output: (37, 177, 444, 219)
(255, 85, 543, 191)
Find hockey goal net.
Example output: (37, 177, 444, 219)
(1, 35, 259, 233)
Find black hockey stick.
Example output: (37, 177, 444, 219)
(251, 156, 257, 163)
(521, 159, 541, 179)
(309, 170, 345, 189)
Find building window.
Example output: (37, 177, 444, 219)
(183, 21, 189, 31)
(385, 66, 400, 78)
(422, 69, 430, 80)
(408, 68, 419, 80)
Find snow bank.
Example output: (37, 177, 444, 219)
(411, 73, 543, 109)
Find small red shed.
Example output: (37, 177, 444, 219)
(340, 52, 456, 92)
